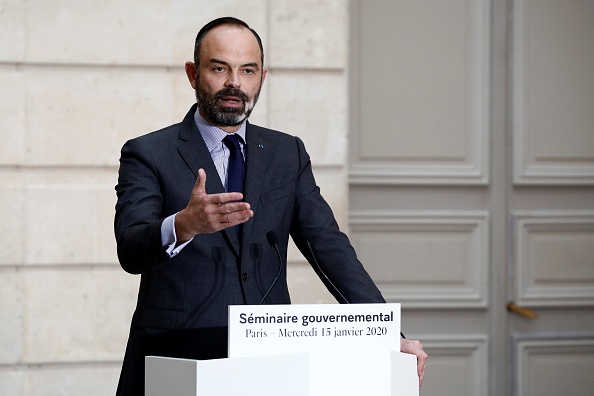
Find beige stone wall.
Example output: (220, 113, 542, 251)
(0, 1, 346, 394)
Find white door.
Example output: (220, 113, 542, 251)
(348, 1, 594, 395)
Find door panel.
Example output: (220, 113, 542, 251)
(511, 335, 594, 396)
(349, 1, 594, 395)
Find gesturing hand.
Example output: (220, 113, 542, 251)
(175, 168, 254, 243)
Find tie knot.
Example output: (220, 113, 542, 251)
(223, 134, 244, 150)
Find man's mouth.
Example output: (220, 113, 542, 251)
(219, 95, 245, 108)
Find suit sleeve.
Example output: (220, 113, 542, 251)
(289, 137, 386, 304)
(114, 138, 170, 274)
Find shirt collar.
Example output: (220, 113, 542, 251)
(193, 108, 247, 153)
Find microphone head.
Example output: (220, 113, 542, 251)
(266, 231, 279, 247)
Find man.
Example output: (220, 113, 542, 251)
(115, 17, 427, 395)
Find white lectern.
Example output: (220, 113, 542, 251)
(145, 353, 309, 396)
(146, 303, 418, 396)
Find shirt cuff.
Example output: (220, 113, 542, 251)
(161, 213, 193, 258)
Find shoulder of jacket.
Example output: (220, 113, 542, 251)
(247, 122, 299, 142)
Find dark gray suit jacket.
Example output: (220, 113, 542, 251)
(114, 105, 384, 395)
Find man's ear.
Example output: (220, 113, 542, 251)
(185, 61, 198, 89)
(260, 68, 268, 87)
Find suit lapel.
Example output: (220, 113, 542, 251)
(177, 106, 224, 194)
(241, 123, 268, 244)
(176, 105, 241, 256)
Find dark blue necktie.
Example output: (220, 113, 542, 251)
(222, 134, 245, 195)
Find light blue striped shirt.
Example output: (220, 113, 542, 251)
(161, 109, 247, 257)
(193, 111, 246, 190)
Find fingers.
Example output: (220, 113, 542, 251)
(217, 202, 253, 226)
(215, 192, 244, 204)
(400, 338, 428, 389)
(192, 168, 207, 196)
(221, 211, 254, 227)
(417, 347, 428, 387)
(192, 169, 243, 203)
(201, 191, 253, 227)
(183, 168, 253, 235)
(220, 201, 250, 214)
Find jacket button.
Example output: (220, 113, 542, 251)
(242, 273, 249, 282)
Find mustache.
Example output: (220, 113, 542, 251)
(213, 88, 249, 103)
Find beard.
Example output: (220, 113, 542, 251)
(195, 80, 261, 127)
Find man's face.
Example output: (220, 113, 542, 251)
(191, 25, 267, 131)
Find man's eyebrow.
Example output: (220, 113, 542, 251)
(241, 62, 260, 70)
(209, 58, 260, 70)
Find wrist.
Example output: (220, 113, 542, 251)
(174, 209, 195, 244)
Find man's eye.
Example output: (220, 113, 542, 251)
(243, 69, 255, 75)
(213, 66, 225, 72)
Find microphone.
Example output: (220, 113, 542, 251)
(306, 239, 406, 339)
(306, 239, 349, 304)
(258, 231, 284, 305)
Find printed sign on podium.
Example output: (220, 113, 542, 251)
(228, 303, 400, 355)
(228, 303, 418, 396)
(146, 303, 418, 396)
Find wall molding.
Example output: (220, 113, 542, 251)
(511, 0, 594, 185)
(420, 334, 488, 396)
(350, 211, 489, 308)
(511, 211, 594, 307)
(510, 331, 594, 396)
(349, 0, 490, 186)
(348, 162, 489, 185)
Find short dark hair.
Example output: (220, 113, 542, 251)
(193, 17, 264, 68)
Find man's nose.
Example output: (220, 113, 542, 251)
(224, 70, 240, 89)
